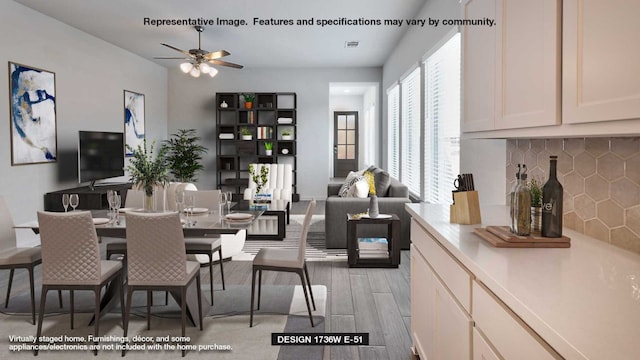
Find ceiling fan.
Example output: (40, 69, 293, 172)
(154, 25, 243, 77)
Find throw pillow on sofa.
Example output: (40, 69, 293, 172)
(338, 171, 363, 197)
(366, 165, 391, 196)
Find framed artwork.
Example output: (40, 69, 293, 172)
(124, 90, 145, 156)
(8, 62, 57, 165)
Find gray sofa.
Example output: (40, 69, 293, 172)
(325, 176, 411, 249)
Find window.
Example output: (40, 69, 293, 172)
(401, 67, 422, 195)
(424, 33, 461, 203)
(387, 85, 400, 180)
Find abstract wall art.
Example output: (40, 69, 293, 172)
(8, 62, 57, 165)
(124, 90, 145, 156)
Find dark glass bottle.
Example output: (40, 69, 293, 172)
(542, 156, 563, 237)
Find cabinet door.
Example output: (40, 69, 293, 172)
(494, 0, 561, 129)
(462, 0, 498, 132)
(411, 247, 472, 360)
(473, 328, 501, 360)
(563, 0, 640, 124)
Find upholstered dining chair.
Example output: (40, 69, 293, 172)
(183, 189, 225, 303)
(0, 196, 62, 325)
(35, 211, 125, 356)
(250, 199, 316, 327)
(123, 212, 203, 357)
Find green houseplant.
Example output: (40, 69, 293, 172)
(241, 93, 255, 109)
(529, 177, 543, 232)
(126, 139, 169, 210)
(264, 142, 273, 156)
(281, 129, 292, 140)
(240, 127, 252, 140)
(248, 163, 269, 195)
(163, 129, 208, 183)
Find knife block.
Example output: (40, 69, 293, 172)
(450, 191, 481, 225)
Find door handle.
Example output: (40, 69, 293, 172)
(333, 145, 337, 154)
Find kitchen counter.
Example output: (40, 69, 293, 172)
(406, 203, 640, 360)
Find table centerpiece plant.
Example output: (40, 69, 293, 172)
(364, 170, 379, 218)
(126, 139, 169, 211)
(248, 163, 270, 196)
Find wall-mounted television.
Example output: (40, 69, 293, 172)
(78, 131, 125, 187)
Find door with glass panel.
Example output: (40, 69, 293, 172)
(333, 111, 358, 177)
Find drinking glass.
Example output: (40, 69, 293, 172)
(219, 192, 228, 215)
(107, 190, 116, 220)
(62, 194, 70, 212)
(225, 191, 233, 214)
(113, 194, 121, 225)
(175, 190, 185, 214)
(69, 194, 79, 211)
(184, 193, 195, 227)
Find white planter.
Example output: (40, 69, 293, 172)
(282, 135, 292, 140)
(242, 135, 252, 140)
(265, 150, 273, 156)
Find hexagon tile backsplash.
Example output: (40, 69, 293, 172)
(506, 138, 640, 254)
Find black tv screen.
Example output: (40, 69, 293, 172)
(78, 131, 125, 184)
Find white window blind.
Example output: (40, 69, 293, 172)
(387, 85, 400, 180)
(424, 33, 461, 204)
(401, 67, 422, 195)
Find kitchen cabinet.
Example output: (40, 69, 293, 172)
(562, 0, 640, 124)
(410, 220, 472, 359)
(472, 329, 500, 360)
(462, 0, 561, 132)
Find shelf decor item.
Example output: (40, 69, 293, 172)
(9, 62, 57, 165)
(240, 127, 253, 140)
(163, 129, 208, 182)
(126, 139, 169, 211)
(248, 163, 270, 196)
(364, 171, 379, 218)
(281, 130, 292, 140)
(264, 142, 273, 156)
(220, 100, 228, 108)
(241, 93, 255, 109)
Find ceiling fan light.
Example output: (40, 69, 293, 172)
(190, 67, 201, 78)
(200, 63, 211, 74)
(180, 62, 193, 73)
(208, 67, 219, 77)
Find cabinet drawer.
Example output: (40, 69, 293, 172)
(411, 219, 472, 312)
(473, 281, 561, 360)
(473, 328, 500, 360)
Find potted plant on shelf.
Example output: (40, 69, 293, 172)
(126, 139, 169, 211)
(240, 127, 253, 140)
(281, 129, 292, 140)
(241, 93, 255, 109)
(529, 176, 543, 232)
(163, 129, 208, 183)
(264, 142, 273, 156)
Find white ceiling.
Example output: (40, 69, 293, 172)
(15, 0, 427, 69)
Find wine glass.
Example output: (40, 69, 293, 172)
(219, 192, 228, 216)
(175, 190, 185, 214)
(69, 194, 79, 211)
(107, 190, 116, 219)
(225, 191, 233, 214)
(113, 194, 121, 225)
(62, 194, 70, 212)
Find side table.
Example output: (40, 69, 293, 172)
(347, 213, 400, 268)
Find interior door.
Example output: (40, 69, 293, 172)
(333, 111, 358, 177)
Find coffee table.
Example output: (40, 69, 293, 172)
(231, 200, 290, 240)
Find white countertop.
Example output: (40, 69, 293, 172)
(406, 203, 640, 360)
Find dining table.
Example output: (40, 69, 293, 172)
(15, 208, 264, 327)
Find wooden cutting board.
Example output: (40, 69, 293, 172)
(474, 227, 571, 248)
(486, 226, 570, 243)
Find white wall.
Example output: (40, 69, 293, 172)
(0, 1, 168, 223)
(167, 67, 382, 199)
(382, 0, 506, 204)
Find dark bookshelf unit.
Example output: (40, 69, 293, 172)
(216, 92, 299, 202)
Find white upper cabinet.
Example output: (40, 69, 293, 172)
(563, 0, 640, 124)
(462, 0, 561, 132)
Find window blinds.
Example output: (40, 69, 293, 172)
(387, 85, 400, 180)
(401, 67, 422, 195)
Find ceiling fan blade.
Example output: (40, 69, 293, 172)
(153, 57, 191, 60)
(207, 59, 244, 69)
(203, 50, 230, 60)
(161, 43, 193, 57)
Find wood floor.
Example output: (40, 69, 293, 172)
(1, 200, 414, 360)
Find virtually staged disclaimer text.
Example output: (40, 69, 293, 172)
(143, 17, 496, 28)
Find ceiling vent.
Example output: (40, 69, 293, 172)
(345, 41, 360, 48)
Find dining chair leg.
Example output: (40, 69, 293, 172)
(5, 268, 14, 308)
(303, 262, 316, 311)
(93, 286, 101, 356)
(196, 275, 203, 331)
(297, 270, 315, 327)
(28, 266, 36, 325)
(70, 290, 75, 329)
(181, 286, 187, 357)
(250, 267, 257, 327)
(34, 286, 48, 356)
(218, 247, 225, 290)
(122, 287, 134, 357)
(257, 269, 262, 310)
(165, 291, 169, 306)
(146, 290, 152, 330)
(208, 253, 214, 305)
(58, 290, 63, 308)
(118, 276, 125, 328)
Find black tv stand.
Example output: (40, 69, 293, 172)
(44, 183, 132, 211)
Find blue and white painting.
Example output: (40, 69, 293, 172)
(124, 90, 145, 156)
(9, 62, 57, 165)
